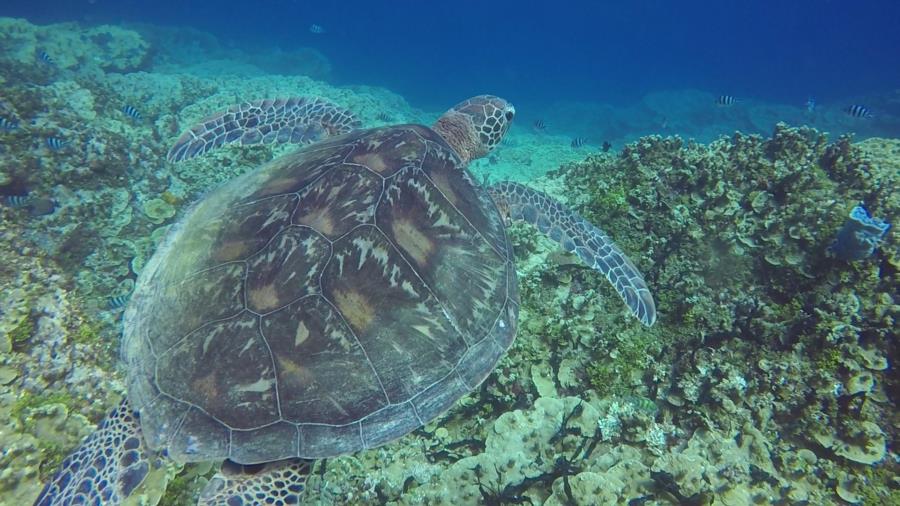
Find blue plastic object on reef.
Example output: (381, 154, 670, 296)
(830, 205, 891, 260)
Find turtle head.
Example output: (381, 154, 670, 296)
(433, 95, 515, 164)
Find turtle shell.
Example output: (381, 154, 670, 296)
(122, 125, 519, 464)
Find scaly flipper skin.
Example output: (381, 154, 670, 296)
(198, 459, 310, 506)
(488, 181, 656, 326)
(34, 399, 153, 506)
(167, 96, 361, 162)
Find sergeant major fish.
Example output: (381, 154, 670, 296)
(123, 105, 142, 121)
(38, 50, 55, 66)
(46, 136, 66, 150)
(715, 95, 738, 106)
(844, 105, 873, 118)
(0, 116, 19, 130)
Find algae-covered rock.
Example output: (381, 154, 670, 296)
(814, 420, 887, 465)
(0, 17, 149, 74)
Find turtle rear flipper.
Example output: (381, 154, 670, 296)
(488, 181, 657, 326)
(198, 459, 310, 506)
(167, 96, 361, 162)
(35, 399, 154, 506)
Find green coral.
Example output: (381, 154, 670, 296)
(9, 391, 79, 425)
(71, 320, 104, 347)
(586, 331, 659, 397)
(142, 198, 177, 224)
(814, 347, 843, 374)
(8, 312, 36, 349)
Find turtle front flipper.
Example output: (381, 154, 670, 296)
(198, 459, 310, 506)
(488, 181, 657, 326)
(35, 398, 154, 506)
(167, 96, 361, 162)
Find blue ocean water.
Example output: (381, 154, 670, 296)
(6, 0, 900, 111)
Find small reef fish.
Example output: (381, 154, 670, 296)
(122, 105, 142, 121)
(309, 24, 326, 34)
(28, 197, 58, 216)
(844, 105, 873, 118)
(46, 136, 66, 150)
(38, 50, 55, 65)
(601, 141, 612, 153)
(532, 119, 546, 131)
(108, 295, 129, 309)
(715, 95, 738, 106)
(2, 195, 31, 208)
(805, 97, 816, 113)
(1, 195, 56, 216)
(571, 137, 586, 148)
(0, 116, 19, 130)
(375, 112, 392, 122)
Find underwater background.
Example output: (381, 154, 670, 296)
(0, 0, 897, 505)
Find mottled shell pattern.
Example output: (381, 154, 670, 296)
(122, 123, 519, 464)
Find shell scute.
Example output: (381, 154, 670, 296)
(321, 225, 467, 404)
(261, 295, 388, 425)
(211, 194, 298, 263)
(247, 139, 354, 199)
(292, 164, 381, 238)
(377, 165, 507, 346)
(245, 227, 330, 313)
(156, 312, 279, 430)
(346, 126, 427, 177)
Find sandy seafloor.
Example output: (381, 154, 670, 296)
(0, 18, 898, 506)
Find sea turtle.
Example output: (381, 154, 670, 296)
(37, 95, 655, 505)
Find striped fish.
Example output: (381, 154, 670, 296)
(2, 195, 31, 208)
(375, 111, 392, 122)
(715, 95, 737, 106)
(309, 24, 325, 34)
(571, 137, 587, 148)
(0, 116, 18, 130)
(46, 136, 66, 150)
(107, 295, 129, 309)
(533, 119, 546, 131)
(122, 105, 142, 121)
(844, 105, 873, 118)
(38, 50, 54, 65)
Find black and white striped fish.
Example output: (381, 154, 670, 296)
(571, 137, 587, 148)
(844, 105, 873, 118)
(715, 95, 738, 106)
(0, 116, 18, 130)
(533, 119, 546, 131)
(122, 105, 142, 121)
(107, 295, 130, 309)
(46, 136, 66, 150)
(309, 24, 325, 34)
(38, 50, 54, 65)
(2, 195, 31, 208)
(375, 111, 392, 122)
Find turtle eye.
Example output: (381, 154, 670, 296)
(504, 111, 514, 121)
